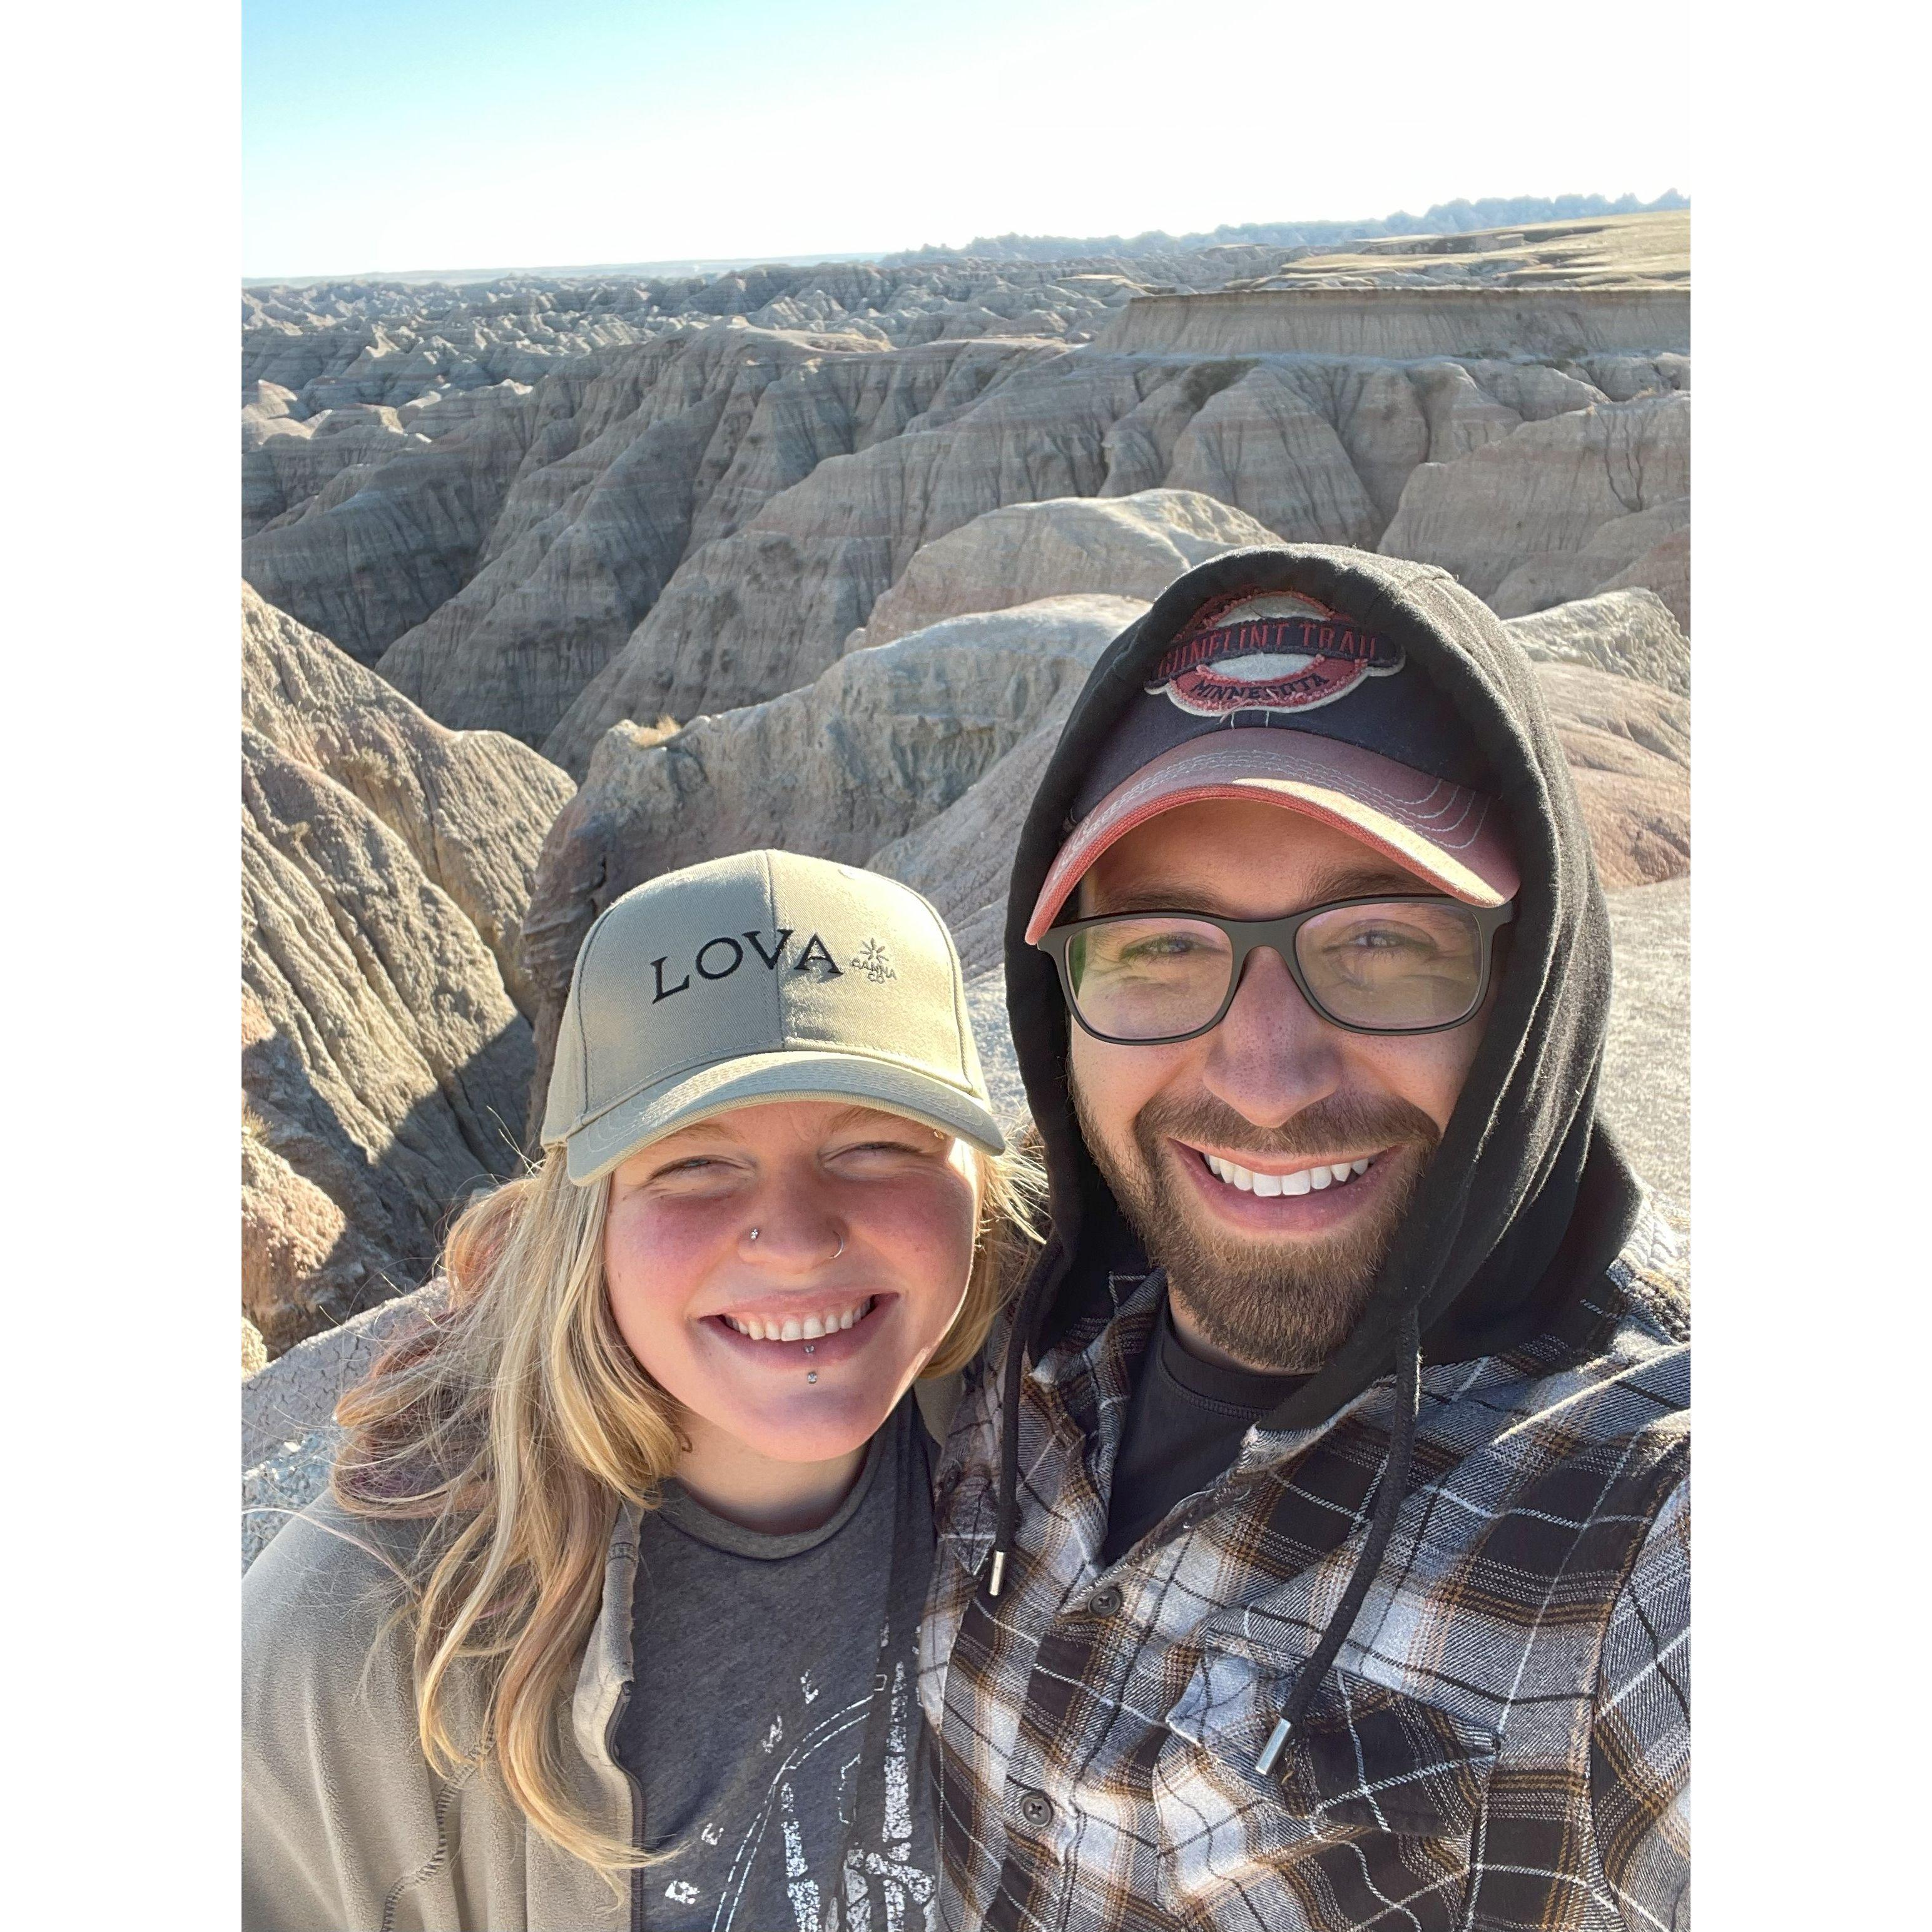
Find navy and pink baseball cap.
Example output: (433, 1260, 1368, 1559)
(1023, 584, 1522, 944)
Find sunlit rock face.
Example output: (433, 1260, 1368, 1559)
(858, 491, 1278, 647)
(241, 587, 572, 1354)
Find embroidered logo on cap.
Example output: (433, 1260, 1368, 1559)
(1145, 590, 1405, 718)
(851, 938, 897, 984)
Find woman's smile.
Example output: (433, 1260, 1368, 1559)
(717, 1294, 877, 1342)
(703, 1291, 896, 1368)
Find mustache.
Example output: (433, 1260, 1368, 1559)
(1131, 1091, 1443, 1164)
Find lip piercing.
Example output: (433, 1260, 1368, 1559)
(748, 1228, 759, 1242)
(806, 1371, 818, 1383)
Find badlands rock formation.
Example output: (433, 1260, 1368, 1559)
(897, 197, 1686, 268)
(385, 333, 1053, 747)
(868, 713, 1074, 979)
(239, 259, 1146, 418)
(1600, 876, 1691, 1220)
(534, 343, 1687, 772)
(242, 587, 572, 1354)
(1379, 392, 1689, 616)
(1505, 588, 1689, 696)
(244, 587, 573, 1013)
(1532, 661, 1690, 888)
(242, 1282, 449, 1568)
(858, 491, 1276, 646)
(241, 208, 1686, 437)
(1092, 287, 1688, 360)
(1223, 210, 1692, 293)
(243, 213, 1690, 772)
(1492, 498, 1689, 628)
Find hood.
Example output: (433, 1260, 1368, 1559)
(1001, 544, 1644, 1436)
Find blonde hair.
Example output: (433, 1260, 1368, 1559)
(331, 1130, 1040, 1877)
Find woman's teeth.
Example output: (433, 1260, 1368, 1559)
(723, 1297, 874, 1342)
(1202, 1154, 1373, 1197)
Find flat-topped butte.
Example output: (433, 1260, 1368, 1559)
(1096, 285, 1690, 360)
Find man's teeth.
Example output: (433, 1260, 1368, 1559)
(1202, 1154, 1373, 1196)
(723, 1297, 875, 1342)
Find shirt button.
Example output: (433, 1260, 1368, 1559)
(1089, 1585, 1123, 1617)
(1017, 1789, 1054, 1829)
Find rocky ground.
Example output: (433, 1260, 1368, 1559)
(240, 210, 1692, 1563)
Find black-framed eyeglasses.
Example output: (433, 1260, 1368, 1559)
(1035, 897, 1517, 1043)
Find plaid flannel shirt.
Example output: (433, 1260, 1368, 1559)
(919, 1211, 1689, 1932)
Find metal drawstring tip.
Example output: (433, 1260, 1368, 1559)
(1254, 1717, 1292, 1777)
(987, 1549, 1007, 1598)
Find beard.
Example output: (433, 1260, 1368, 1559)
(1072, 1082, 1440, 1373)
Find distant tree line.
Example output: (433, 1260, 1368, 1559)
(881, 191, 1689, 267)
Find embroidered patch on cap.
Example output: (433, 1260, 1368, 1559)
(1144, 589, 1405, 719)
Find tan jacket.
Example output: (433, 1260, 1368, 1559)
(240, 1380, 960, 1932)
(242, 1492, 639, 1932)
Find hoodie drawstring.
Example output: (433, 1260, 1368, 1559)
(1254, 1307, 1423, 1776)
(986, 1273, 1040, 1599)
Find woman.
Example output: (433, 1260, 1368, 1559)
(242, 849, 1036, 1932)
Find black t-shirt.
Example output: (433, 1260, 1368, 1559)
(614, 1398, 939, 1929)
(1101, 1294, 1311, 1564)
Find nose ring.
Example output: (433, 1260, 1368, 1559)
(747, 1228, 841, 1254)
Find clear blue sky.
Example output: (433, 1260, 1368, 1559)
(243, 0, 1691, 280)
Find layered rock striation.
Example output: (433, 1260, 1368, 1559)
(245, 223, 1689, 771)
(826, 489, 1274, 648)
(244, 587, 574, 1014)
(242, 589, 573, 1355)
(1094, 287, 1689, 360)
(1380, 392, 1690, 616)
(381, 332, 1050, 748)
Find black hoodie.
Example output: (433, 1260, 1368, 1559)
(999, 542, 1646, 1470)
(930, 544, 1685, 1927)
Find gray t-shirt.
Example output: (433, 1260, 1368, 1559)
(615, 1395, 938, 1931)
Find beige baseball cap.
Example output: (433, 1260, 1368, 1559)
(542, 848, 1005, 1184)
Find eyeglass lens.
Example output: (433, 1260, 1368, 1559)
(1063, 902, 1489, 1039)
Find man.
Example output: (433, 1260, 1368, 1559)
(919, 547, 1689, 1932)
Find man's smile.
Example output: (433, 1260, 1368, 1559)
(1167, 1135, 1401, 1234)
